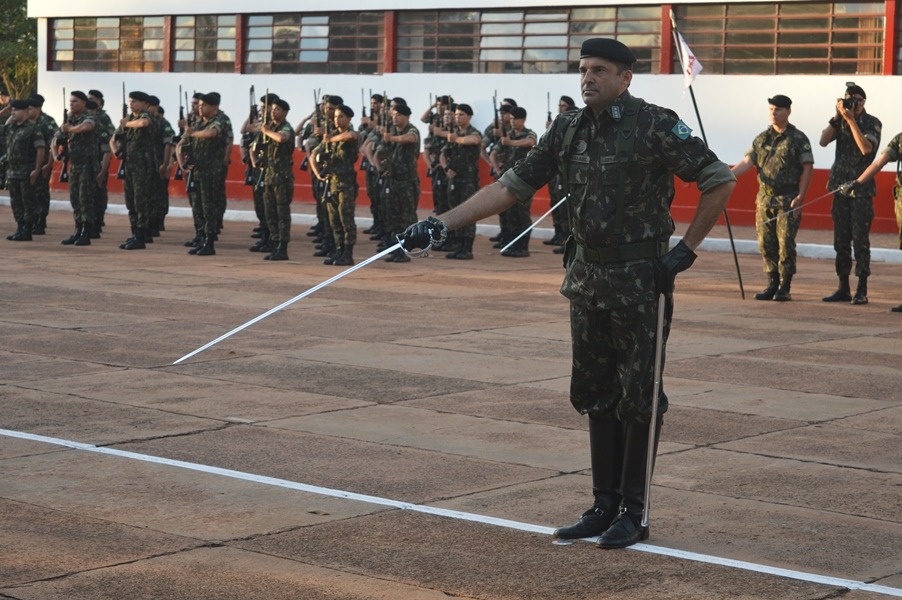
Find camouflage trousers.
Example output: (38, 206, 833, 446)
(548, 177, 570, 239)
(68, 163, 99, 225)
(94, 170, 109, 226)
(186, 173, 203, 234)
(447, 174, 478, 246)
(35, 172, 50, 217)
(831, 193, 874, 278)
(570, 297, 673, 424)
(123, 158, 156, 230)
(325, 178, 357, 248)
(431, 171, 449, 216)
(152, 169, 169, 224)
(755, 195, 801, 280)
(365, 165, 382, 228)
(504, 194, 533, 246)
(7, 177, 38, 225)
(252, 170, 266, 227)
(194, 169, 223, 237)
(383, 177, 420, 241)
(263, 179, 293, 243)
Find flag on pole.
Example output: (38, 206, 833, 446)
(675, 31, 703, 88)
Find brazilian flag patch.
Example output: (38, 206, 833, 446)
(672, 120, 692, 140)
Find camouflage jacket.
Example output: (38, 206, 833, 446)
(881, 132, 902, 188)
(4, 120, 45, 178)
(118, 111, 157, 165)
(191, 113, 227, 174)
(499, 91, 733, 309)
(442, 125, 481, 180)
(151, 114, 176, 165)
(827, 111, 881, 197)
(495, 126, 537, 176)
(263, 119, 296, 185)
(62, 112, 100, 166)
(746, 123, 813, 199)
(387, 123, 421, 181)
(34, 113, 59, 166)
(92, 109, 115, 155)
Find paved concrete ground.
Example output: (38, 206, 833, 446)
(1, 201, 900, 600)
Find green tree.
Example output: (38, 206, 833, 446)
(0, 0, 37, 98)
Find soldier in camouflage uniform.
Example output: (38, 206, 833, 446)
(179, 92, 227, 256)
(55, 91, 101, 246)
(258, 98, 295, 262)
(178, 93, 204, 247)
(436, 103, 482, 259)
(214, 97, 234, 236)
(731, 95, 813, 301)
(88, 90, 115, 238)
(484, 99, 516, 248)
(147, 96, 176, 238)
(492, 106, 537, 257)
(242, 92, 278, 250)
(545, 95, 577, 254)
(4, 99, 45, 241)
(312, 104, 359, 266)
(820, 84, 881, 305)
(403, 38, 735, 549)
(27, 95, 59, 235)
(360, 93, 386, 239)
(114, 91, 157, 250)
(380, 103, 421, 263)
(0, 89, 9, 190)
(421, 95, 452, 247)
(844, 130, 902, 313)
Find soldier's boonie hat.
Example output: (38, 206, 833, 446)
(11, 99, 29, 110)
(129, 91, 150, 102)
(845, 84, 866, 99)
(28, 94, 45, 107)
(70, 90, 88, 102)
(767, 95, 792, 108)
(456, 103, 473, 116)
(580, 38, 637, 65)
(147, 95, 161, 106)
(510, 106, 527, 119)
(273, 98, 290, 112)
(336, 104, 354, 118)
(86, 100, 98, 110)
(88, 89, 104, 100)
(394, 104, 412, 116)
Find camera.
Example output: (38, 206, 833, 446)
(841, 97, 860, 110)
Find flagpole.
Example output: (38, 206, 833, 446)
(670, 12, 746, 300)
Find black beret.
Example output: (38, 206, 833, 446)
(767, 94, 792, 108)
(499, 104, 511, 114)
(147, 95, 160, 106)
(70, 90, 88, 102)
(28, 94, 45, 107)
(845, 84, 866, 99)
(560, 95, 576, 108)
(438, 95, 453, 105)
(129, 91, 150, 103)
(203, 92, 221, 105)
(273, 98, 290, 112)
(85, 99, 98, 110)
(0, 88, 8, 96)
(11, 99, 30, 110)
(371, 93, 384, 103)
(336, 104, 354, 118)
(510, 106, 527, 119)
(456, 103, 473, 116)
(391, 97, 407, 106)
(580, 38, 637, 65)
(502, 98, 517, 107)
(260, 93, 279, 103)
(326, 95, 343, 106)
(394, 104, 411, 117)
(88, 89, 104, 100)
(192, 92, 204, 100)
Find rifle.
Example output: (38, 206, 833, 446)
(546, 91, 552, 124)
(58, 87, 69, 183)
(361, 88, 367, 119)
(116, 82, 126, 180)
(312, 90, 332, 176)
(249, 85, 258, 123)
(174, 85, 184, 180)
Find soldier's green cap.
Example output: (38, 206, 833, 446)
(579, 38, 636, 65)
(768, 94, 792, 108)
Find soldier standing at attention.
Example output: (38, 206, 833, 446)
(546, 95, 578, 254)
(114, 91, 156, 250)
(27, 95, 58, 235)
(4, 99, 45, 241)
(258, 98, 295, 262)
(56, 91, 100, 246)
(242, 92, 278, 252)
(421, 95, 452, 247)
(88, 90, 115, 238)
(146, 96, 176, 238)
(381, 103, 421, 263)
(178, 92, 204, 249)
(730, 95, 813, 301)
(493, 106, 537, 257)
(820, 83, 881, 305)
(435, 103, 482, 260)
(312, 104, 359, 266)
(402, 38, 735, 549)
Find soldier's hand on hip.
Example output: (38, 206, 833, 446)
(655, 240, 697, 295)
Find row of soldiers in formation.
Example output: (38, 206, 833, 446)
(1, 86, 578, 262)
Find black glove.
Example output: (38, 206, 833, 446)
(654, 239, 697, 295)
(838, 180, 860, 195)
(400, 216, 448, 251)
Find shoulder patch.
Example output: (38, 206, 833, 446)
(672, 120, 692, 140)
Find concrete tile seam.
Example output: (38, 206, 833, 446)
(3, 427, 901, 599)
(706, 446, 902, 478)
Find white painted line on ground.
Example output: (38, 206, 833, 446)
(3, 428, 900, 597)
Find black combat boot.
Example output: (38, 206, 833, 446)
(89, 222, 101, 239)
(194, 235, 216, 256)
(448, 238, 474, 260)
(333, 245, 355, 266)
(266, 241, 289, 261)
(554, 415, 623, 540)
(73, 222, 92, 246)
(184, 231, 203, 248)
(323, 245, 342, 265)
(823, 276, 852, 302)
(7, 222, 24, 241)
(122, 228, 146, 250)
(597, 417, 662, 549)
(10, 221, 33, 241)
(851, 277, 868, 305)
(501, 233, 531, 258)
(32, 213, 46, 235)
(61, 221, 81, 245)
(754, 271, 779, 300)
(249, 230, 272, 253)
(313, 239, 334, 258)
(773, 274, 792, 302)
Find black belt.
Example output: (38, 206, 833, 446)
(575, 240, 669, 264)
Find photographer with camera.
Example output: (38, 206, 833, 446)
(819, 83, 881, 305)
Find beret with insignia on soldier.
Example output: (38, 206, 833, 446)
(767, 94, 792, 108)
(579, 38, 637, 66)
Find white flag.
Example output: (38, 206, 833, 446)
(676, 31, 703, 88)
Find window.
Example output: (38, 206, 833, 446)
(674, 2, 884, 75)
(173, 15, 236, 73)
(397, 7, 659, 74)
(244, 12, 383, 74)
(51, 17, 164, 72)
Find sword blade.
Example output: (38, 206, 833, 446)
(172, 242, 403, 365)
(642, 292, 667, 529)
(758, 187, 840, 227)
(500, 194, 569, 254)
